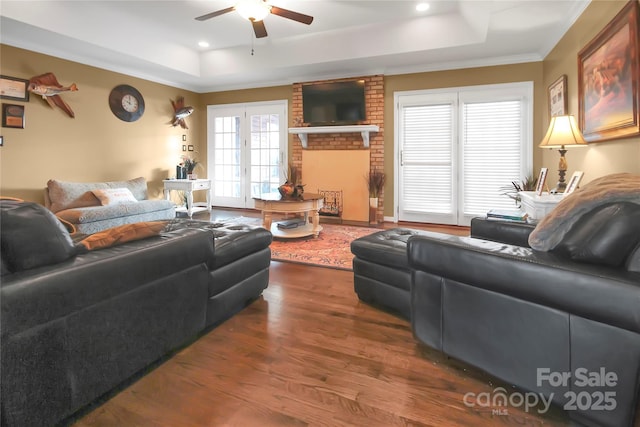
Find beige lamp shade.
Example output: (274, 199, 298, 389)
(539, 115, 588, 149)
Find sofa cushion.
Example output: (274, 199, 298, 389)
(92, 188, 137, 206)
(351, 228, 429, 269)
(46, 177, 148, 213)
(79, 221, 169, 251)
(555, 202, 640, 267)
(56, 199, 174, 224)
(0, 200, 76, 272)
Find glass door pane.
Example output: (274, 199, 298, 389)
(211, 114, 244, 208)
(207, 101, 287, 209)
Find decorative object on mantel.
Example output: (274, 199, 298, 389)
(28, 72, 78, 118)
(366, 169, 385, 225)
(578, 0, 639, 142)
(170, 96, 194, 129)
(278, 163, 304, 198)
(288, 124, 379, 148)
(538, 115, 588, 192)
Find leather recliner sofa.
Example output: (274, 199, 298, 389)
(0, 200, 272, 427)
(408, 202, 640, 427)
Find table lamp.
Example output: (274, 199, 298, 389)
(539, 115, 587, 192)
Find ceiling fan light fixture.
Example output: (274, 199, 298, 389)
(236, 0, 270, 22)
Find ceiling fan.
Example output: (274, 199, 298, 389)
(195, 0, 314, 39)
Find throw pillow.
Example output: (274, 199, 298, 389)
(0, 200, 77, 272)
(79, 221, 169, 251)
(529, 173, 640, 251)
(554, 202, 640, 267)
(92, 188, 137, 206)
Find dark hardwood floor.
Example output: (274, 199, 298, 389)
(73, 209, 574, 426)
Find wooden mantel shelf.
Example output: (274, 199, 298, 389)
(288, 125, 380, 148)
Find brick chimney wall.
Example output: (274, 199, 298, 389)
(291, 75, 385, 223)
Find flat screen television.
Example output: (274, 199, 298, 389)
(302, 80, 366, 126)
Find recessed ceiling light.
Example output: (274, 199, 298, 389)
(198, 41, 210, 48)
(416, 3, 430, 12)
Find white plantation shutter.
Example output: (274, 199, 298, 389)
(403, 104, 453, 215)
(396, 83, 532, 226)
(462, 99, 524, 217)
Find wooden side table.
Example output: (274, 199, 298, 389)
(163, 179, 211, 218)
(253, 193, 324, 238)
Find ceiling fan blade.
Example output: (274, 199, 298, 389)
(252, 19, 268, 38)
(270, 6, 313, 25)
(195, 6, 235, 21)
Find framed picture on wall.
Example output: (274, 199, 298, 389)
(0, 75, 30, 102)
(2, 104, 25, 129)
(536, 167, 548, 196)
(564, 171, 584, 195)
(578, 0, 640, 142)
(548, 75, 567, 117)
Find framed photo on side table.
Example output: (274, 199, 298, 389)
(536, 168, 548, 196)
(548, 75, 567, 117)
(564, 171, 585, 195)
(578, 0, 640, 142)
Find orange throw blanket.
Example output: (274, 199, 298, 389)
(79, 221, 169, 251)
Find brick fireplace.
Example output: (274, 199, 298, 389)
(290, 75, 385, 223)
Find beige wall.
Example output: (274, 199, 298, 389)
(542, 0, 640, 185)
(0, 45, 200, 203)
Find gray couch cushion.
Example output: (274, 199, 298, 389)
(56, 199, 174, 224)
(46, 177, 148, 213)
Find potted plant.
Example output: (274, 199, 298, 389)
(365, 169, 386, 224)
(180, 155, 199, 179)
(500, 174, 538, 207)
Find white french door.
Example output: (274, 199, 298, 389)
(207, 101, 287, 209)
(395, 83, 532, 226)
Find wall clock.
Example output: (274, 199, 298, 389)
(109, 84, 145, 122)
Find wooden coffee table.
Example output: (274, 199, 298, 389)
(253, 193, 324, 238)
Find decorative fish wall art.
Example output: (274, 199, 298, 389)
(28, 72, 78, 118)
(170, 96, 194, 129)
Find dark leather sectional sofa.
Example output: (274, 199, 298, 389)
(352, 200, 640, 427)
(409, 209, 640, 427)
(0, 200, 272, 427)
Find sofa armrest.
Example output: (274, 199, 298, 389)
(407, 233, 640, 335)
(470, 217, 535, 247)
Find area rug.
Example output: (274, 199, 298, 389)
(270, 223, 378, 270)
(225, 217, 378, 270)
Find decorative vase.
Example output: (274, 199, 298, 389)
(187, 172, 197, 180)
(369, 197, 379, 225)
(176, 165, 187, 180)
(278, 183, 295, 198)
